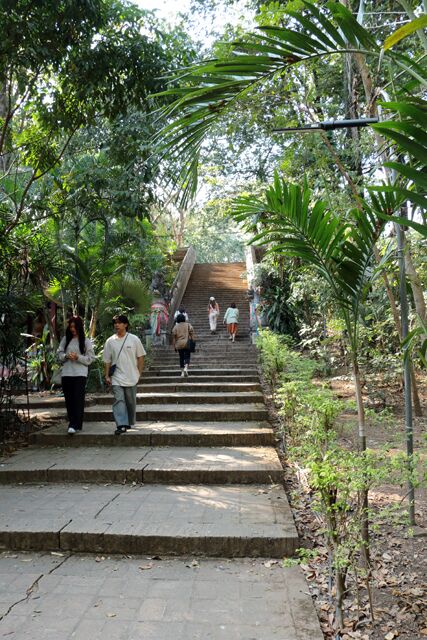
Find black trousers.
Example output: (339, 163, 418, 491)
(178, 348, 191, 368)
(62, 376, 87, 430)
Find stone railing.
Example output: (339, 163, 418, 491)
(166, 245, 197, 333)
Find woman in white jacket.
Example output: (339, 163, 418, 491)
(57, 316, 95, 434)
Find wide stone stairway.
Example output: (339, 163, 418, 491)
(0, 262, 322, 639)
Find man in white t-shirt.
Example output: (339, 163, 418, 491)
(103, 315, 146, 435)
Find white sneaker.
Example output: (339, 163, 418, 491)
(67, 427, 76, 435)
(181, 370, 185, 377)
(184, 368, 189, 377)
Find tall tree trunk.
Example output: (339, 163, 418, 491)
(373, 246, 423, 416)
(0, 78, 12, 173)
(352, 355, 370, 556)
(404, 237, 427, 325)
(89, 307, 98, 339)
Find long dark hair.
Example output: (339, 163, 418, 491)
(209, 298, 216, 309)
(65, 316, 86, 354)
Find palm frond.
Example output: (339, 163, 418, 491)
(230, 176, 383, 310)
(373, 98, 427, 223)
(153, 2, 382, 203)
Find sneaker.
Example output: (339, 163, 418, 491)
(184, 368, 189, 377)
(181, 370, 185, 377)
(67, 426, 76, 435)
(114, 425, 128, 435)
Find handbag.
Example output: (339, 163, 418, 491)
(187, 338, 196, 353)
(108, 334, 128, 377)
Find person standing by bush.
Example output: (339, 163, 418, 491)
(171, 313, 195, 377)
(103, 314, 146, 435)
(207, 296, 220, 334)
(57, 316, 95, 435)
(223, 303, 239, 342)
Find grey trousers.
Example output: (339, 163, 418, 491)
(112, 385, 137, 427)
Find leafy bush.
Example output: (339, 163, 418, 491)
(256, 328, 420, 627)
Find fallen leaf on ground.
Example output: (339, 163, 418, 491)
(95, 556, 105, 562)
(186, 560, 199, 568)
(385, 632, 398, 640)
(139, 563, 153, 571)
(264, 560, 278, 568)
(106, 613, 116, 618)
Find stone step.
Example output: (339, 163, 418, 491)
(93, 392, 264, 406)
(84, 403, 269, 422)
(150, 363, 257, 369)
(152, 350, 255, 356)
(15, 388, 262, 410)
(0, 446, 282, 484)
(145, 368, 258, 375)
(31, 421, 275, 447)
(138, 382, 262, 393)
(150, 360, 258, 366)
(0, 483, 298, 557)
(152, 345, 257, 352)
(139, 374, 260, 384)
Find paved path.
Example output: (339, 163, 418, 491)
(0, 552, 321, 640)
(1, 261, 322, 638)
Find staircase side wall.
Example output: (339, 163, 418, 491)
(167, 246, 197, 332)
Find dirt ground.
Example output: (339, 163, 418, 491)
(263, 371, 427, 640)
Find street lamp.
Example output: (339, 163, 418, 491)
(273, 115, 415, 525)
(273, 117, 378, 133)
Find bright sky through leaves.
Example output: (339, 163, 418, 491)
(134, 0, 191, 22)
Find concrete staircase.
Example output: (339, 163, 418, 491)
(0, 262, 299, 558)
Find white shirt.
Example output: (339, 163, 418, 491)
(103, 333, 146, 387)
(174, 310, 189, 322)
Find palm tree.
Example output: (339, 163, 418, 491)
(231, 176, 390, 550)
(233, 177, 384, 449)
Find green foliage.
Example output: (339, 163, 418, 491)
(255, 328, 295, 385)
(184, 200, 245, 262)
(154, 0, 427, 205)
(372, 98, 427, 225)
(26, 327, 56, 390)
(253, 261, 302, 337)
(256, 327, 421, 626)
(402, 315, 427, 369)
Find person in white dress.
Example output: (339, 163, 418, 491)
(207, 296, 220, 334)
